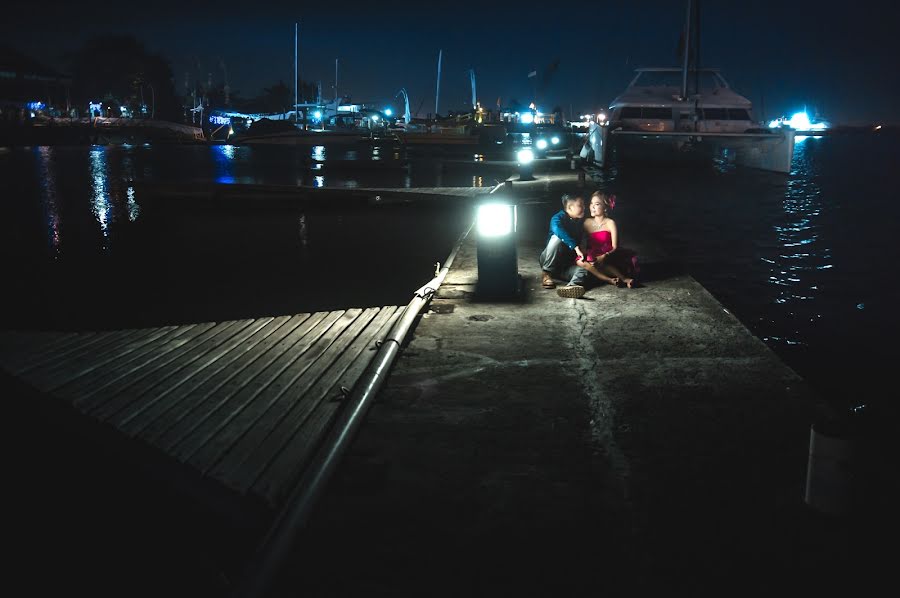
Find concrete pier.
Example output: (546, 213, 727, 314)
(275, 164, 886, 595)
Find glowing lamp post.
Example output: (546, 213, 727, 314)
(517, 148, 535, 181)
(475, 201, 519, 299)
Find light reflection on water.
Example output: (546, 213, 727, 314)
(89, 146, 111, 242)
(33, 146, 61, 256)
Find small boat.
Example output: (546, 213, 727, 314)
(231, 115, 395, 146)
(391, 123, 481, 146)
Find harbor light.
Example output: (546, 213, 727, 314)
(517, 148, 535, 181)
(475, 201, 519, 299)
(536, 139, 548, 150)
(551, 136, 560, 145)
(384, 108, 392, 116)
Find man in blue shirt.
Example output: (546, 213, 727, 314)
(540, 193, 590, 298)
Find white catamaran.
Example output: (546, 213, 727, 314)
(586, 0, 795, 173)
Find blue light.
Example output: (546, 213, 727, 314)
(384, 108, 392, 116)
(209, 114, 231, 125)
(26, 101, 45, 111)
(313, 110, 322, 120)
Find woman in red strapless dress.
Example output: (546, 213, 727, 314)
(576, 191, 639, 288)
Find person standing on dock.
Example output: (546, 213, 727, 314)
(539, 193, 589, 298)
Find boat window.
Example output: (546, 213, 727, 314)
(621, 107, 642, 119)
(701, 108, 729, 120)
(728, 109, 751, 120)
(642, 108, 672, 119)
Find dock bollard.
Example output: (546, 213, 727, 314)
(804, 418, 855, 515)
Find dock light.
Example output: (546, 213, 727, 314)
(384, 108, 392, 116)
(475, 201, 519, 299)
(536, 138, 548, 150)
(517, 148, 535, 181)
(551, 136, 560, 145)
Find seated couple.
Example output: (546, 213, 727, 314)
(539, 191, 640, 299)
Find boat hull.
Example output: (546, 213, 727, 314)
(588, 124, 796, 173)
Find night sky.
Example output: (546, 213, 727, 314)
(4, 0, 899, 124)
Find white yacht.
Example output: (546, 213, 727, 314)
(585, 0, 795, 173)
(607, 67, 760, 135)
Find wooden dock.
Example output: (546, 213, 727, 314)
(0, 306, 400, 511)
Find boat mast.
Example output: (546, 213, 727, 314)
(435, 49, 442, 119)
(294, 21, 298, 124)
(681, 0, 692, 100)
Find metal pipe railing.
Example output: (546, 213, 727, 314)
(230, 180, 505, 598)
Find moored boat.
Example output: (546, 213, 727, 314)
(586, 0, 795, 173)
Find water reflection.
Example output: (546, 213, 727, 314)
(761, 135, 827, 345)
(33, 146, 61, 257)
(90, 146, 112, 242)
(213, 144, 236, 184)
(127, 186, 139, 221)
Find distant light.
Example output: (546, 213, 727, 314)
(874, 124, 882, 131)
(313, 110, 322, 119)
(517, 148, 534, 164)
(384, 108, 392, 116)
(209, 115, 231, 125)
(551, 136, 560, 145)
(790, 112, 812, 131)
(597, 113, 606, 122)
(520, 112, 534, 124)
(768, 111, 828, 131)
(371, 114, 379, 121)
(536, 139, 548, 150)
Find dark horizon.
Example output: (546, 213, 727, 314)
(3, 0, 899, 125)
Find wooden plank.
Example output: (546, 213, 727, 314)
(69, 322, 216, 412)
(9, 330, 121, 376)
(252, 307, 402, 504)
(27, 327, 163, 393)
(37, 326, 182, 393)
(216, 306, 399, 492)
(191, 307, 379, 476)
(109, 316, 284, 433)
(172, 310, 354, 466)
(133, 314, 315, 444)
(0, 330, 80, 370)
(55, 324, 202, 403)
(89, 320, 254, 421)
(151, 311, 340, 453)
